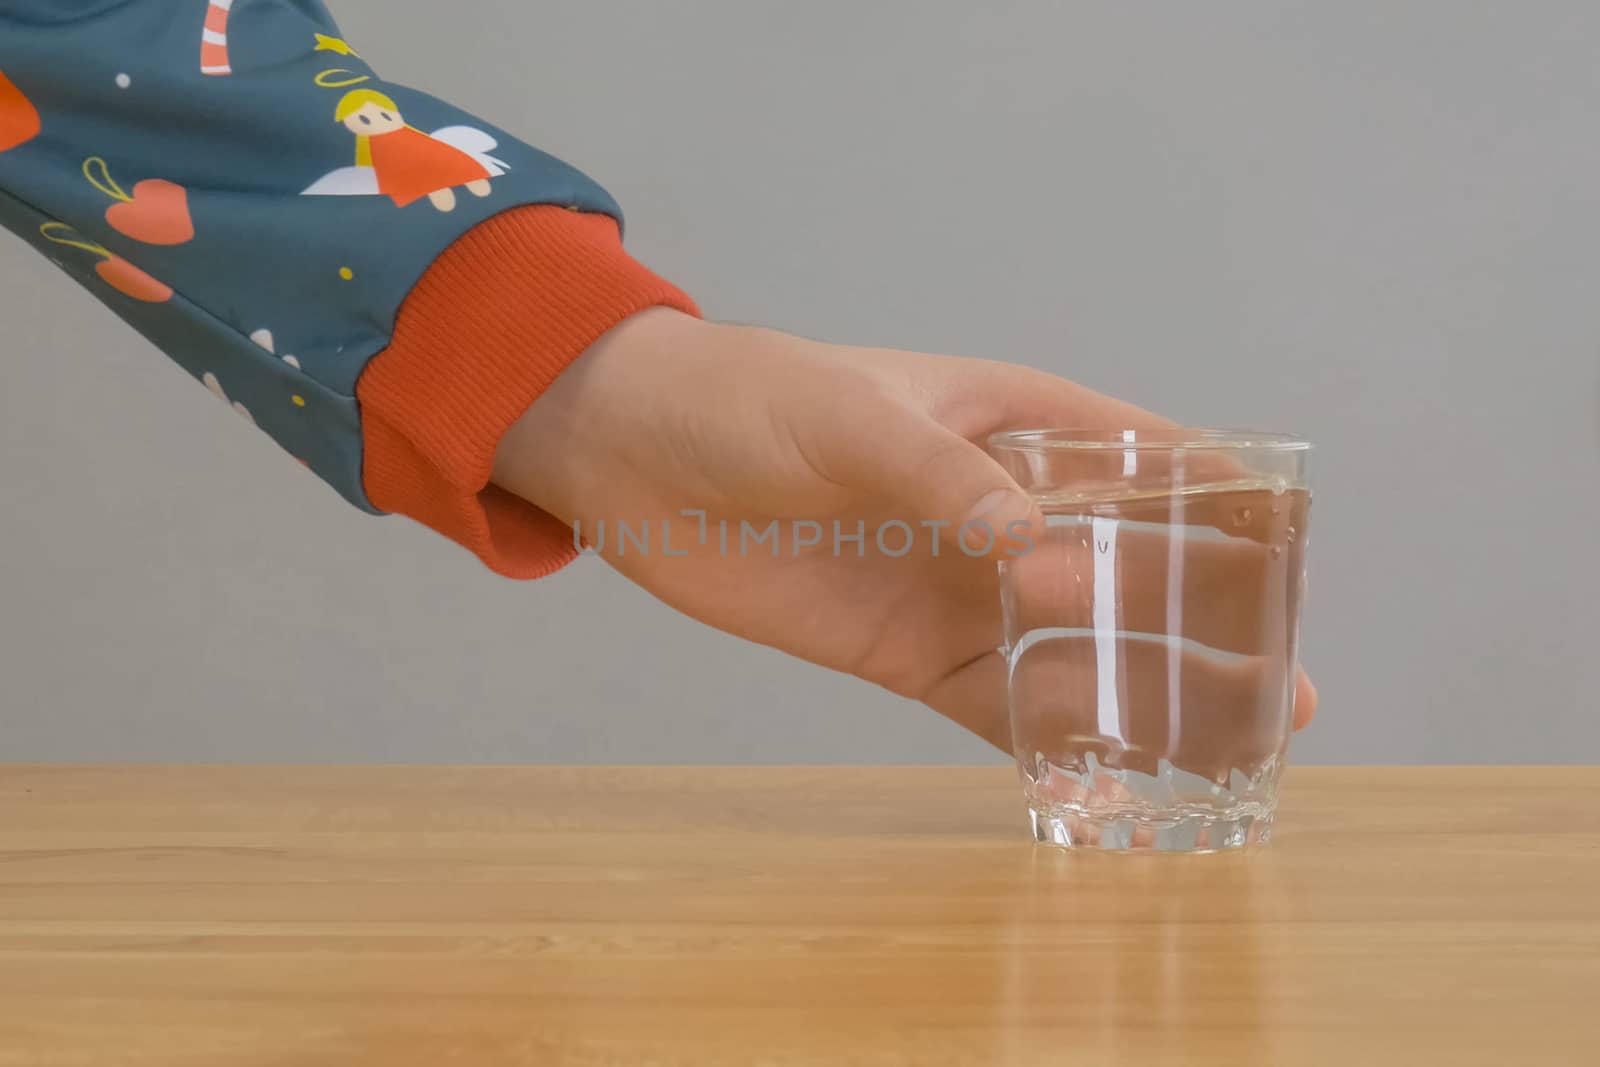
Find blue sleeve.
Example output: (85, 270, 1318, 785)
(0, 1, 621, 511)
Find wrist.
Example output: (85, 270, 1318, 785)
(491, 306, 721, 524)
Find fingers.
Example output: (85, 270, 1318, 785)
(919, 650, 1015, 754)
(928, 627, 1299, 777)
(937, 360, 1319, 732)
(1002, 520, 1292, 657)
(995, 526, 1316, 764)
(944, 363, 1308, 543)
(1293, 671, 1318, 730)
(818, 353, 1321, 749)
(929, 358, 1173, 442)
(807, 397, 1039, 560)
(1007, 631, 1294, 786)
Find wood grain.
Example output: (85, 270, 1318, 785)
(1, 765, 1597, 1065)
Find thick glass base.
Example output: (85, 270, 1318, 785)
(1028, 803, 1274, 852)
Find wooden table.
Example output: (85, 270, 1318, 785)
(2, 766, 1597, 1065)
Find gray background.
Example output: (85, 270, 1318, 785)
(2, 1, 1596, 763)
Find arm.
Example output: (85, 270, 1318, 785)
(2, 4, 1315, 746)
(0, 0, 694, 575)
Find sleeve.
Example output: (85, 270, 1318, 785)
(0, 1, 697, 578)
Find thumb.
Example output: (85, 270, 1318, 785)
(833, 408, 1040, 559)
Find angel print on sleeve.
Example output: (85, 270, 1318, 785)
(301, 90, 506, 212)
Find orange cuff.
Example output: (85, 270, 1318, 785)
(356, 205, 699, 579)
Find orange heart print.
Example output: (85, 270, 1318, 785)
(0, 70, 42, 153)
(84, 159, 195, 246)
(38, 223, 174, 304)
(105, 179, 193, 244)
(95, 256, 174, 303)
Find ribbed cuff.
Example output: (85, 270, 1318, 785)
(356, 205, 699, 578)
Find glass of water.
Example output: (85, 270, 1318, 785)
(989, 429, 1312, 851)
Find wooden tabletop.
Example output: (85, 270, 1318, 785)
(1, 765, 1597, 1065)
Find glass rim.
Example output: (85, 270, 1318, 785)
(987, 427, 1312, 453)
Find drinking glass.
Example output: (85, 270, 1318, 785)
(989, 429, 1312, 851)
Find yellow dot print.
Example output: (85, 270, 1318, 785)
(338, 267, 354, 280)
(291, 395, 306, 407)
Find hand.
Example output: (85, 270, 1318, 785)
(492, 309, 1318, 752)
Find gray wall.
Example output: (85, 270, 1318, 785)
(2, 1, 1596, 764)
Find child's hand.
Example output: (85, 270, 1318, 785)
(493, 309, 1318, 752)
